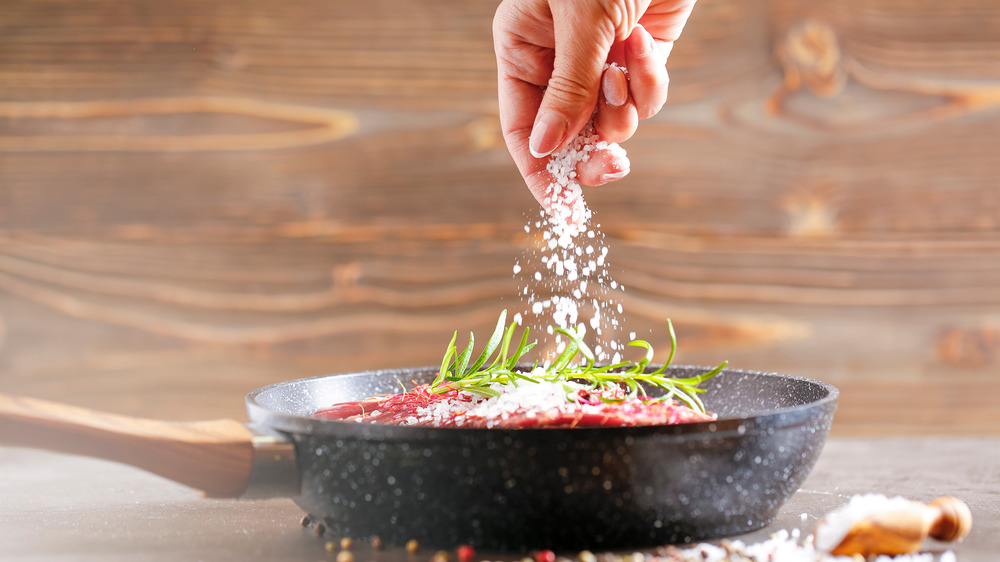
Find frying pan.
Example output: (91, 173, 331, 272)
(0, 365, 837, 551)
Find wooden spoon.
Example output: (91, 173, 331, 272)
(821, 497, 972, 557)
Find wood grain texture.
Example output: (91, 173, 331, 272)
(1, 0, 998, 435)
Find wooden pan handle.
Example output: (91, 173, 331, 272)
(0, 393, 257, 498)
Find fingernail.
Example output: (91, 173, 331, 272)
(529, 111, 566, 159)
(602, 67, 628, 107)
(598, 169, 630, 185)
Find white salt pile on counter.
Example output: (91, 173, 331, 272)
(814, 494, 922, 552)
(513, 121, 629, 362)
(642, 529, 957, 562)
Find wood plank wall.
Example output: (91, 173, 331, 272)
(1, 0, 998, 434)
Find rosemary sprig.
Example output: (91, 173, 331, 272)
(430, 310, 726, 413)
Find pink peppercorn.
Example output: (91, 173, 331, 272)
(457, 545, 475, 562)
(536, 550, 556, 562)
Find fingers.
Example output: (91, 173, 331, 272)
(624, 23, 670, 119)
(576, 146, 631, 187)
(519, 135, 632, 220)
(529, 2, 616, 159)
(594, 65, 638, 143)
(498, 71, 550, 203)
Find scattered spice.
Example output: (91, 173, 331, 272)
(431, 550, 451, 562)
(578, 551, 597, 562)
(457, 545, 476, 562)
(313, 521, 326, 538)
(335, 551, 354, 562)
(325, 542, 337, 553)
(340, 537, 353, 550)
(536, 549, 557, 562)
(371, 536, 384, 550)
(406, 539, 420, 554)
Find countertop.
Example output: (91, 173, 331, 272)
(1, 438, 997, 561)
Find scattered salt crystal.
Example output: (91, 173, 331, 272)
(513, 264, 521, 274)
(512, 120, 629, 362)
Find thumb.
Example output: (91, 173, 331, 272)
(528, 4, 620, 159)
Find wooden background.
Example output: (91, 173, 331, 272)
(1, 0, 998, 435)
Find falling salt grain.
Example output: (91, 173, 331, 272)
(512, 120, 630, 361)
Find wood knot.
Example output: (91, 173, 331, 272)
(776, 19, 847, 98)
(780, 184, 839, 238)
(937, 325, 999, 368)
(466, 116, 503, 151)
(333, 262, 362, 287)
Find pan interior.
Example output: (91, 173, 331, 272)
(245, 366, 838, 436)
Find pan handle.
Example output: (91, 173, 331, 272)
(0, 393, 298, 499)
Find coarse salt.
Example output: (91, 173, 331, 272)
(650, 528, 957, 562)
(514, 120, 628, 362)
(814, 494, 922, 553)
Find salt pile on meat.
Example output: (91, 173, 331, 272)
(513, 121, 629, 362)
(412, 377, 597, 428)
(394, 376, 714, 429)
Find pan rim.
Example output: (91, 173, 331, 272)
(245, 365, 839, 439)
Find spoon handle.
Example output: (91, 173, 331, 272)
(830, 496, 972, 557)
(927, 496, 973, 542)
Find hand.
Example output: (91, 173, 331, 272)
(493, 0, 696, 212)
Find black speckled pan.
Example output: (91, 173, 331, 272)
(245, 366, 838, 551)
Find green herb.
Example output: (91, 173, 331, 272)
(430, 310, 726, 413)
